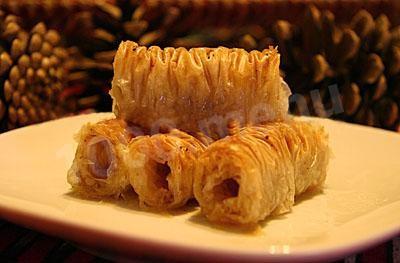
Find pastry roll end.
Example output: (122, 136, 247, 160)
(194, 120, 330, 225)
(126, 130, 206, 209)
(67, 119, 133, 198)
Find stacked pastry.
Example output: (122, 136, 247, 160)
(68, 41, 330, 225)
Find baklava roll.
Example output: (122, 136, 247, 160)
(126, 129, 208, 209)
(194, 120, 330, 225)
(67, 119, 133, 198)
(110, 41, 290, 137)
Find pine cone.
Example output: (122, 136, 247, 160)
(0, 11, 70, 132)
(43, 1, 170, 111)
(136, 0, 400, 31)
(267, 6, 400, 131)
(0, 1, 122, 112)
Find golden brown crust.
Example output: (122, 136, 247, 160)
(194, 120, 330, 225)
(126, 129, 207, 209)
(67, 118, 133, 198)
(110, 41, 290, 137)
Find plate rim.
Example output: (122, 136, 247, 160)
(1, 198, 399, 263)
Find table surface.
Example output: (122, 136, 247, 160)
(0, 220, 398, 262)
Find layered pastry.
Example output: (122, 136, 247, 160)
(126, 129, 209, 209)
(67, 40, 331, 226)
(67, 119, 133, 198)
(110, 41, 290, 138)
(194, 120, 330, 225)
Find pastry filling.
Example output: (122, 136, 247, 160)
(213, 178, 239, 201)
(87, 137, 114, 179)
(146, 159, 171, 190)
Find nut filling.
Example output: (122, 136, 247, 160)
(87, 137, 114, 179)
(213, 178, 240, 201)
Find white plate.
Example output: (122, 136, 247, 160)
(0, 113, 400, 262)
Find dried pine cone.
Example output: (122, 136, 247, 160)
(137, 0, 400, 31)
(0, 11, 70, 132)
(0, 1, 123, 112)
(266, 6, 400, 131)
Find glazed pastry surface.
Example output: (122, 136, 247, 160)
(110, 41, 290, 137)
(126, 129, 208, 209)
(194, 120, 330, 224)
(67, 119, 133, 198)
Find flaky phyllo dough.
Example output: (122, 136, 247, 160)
(67, 119, 133, 198)
(110, 41, 290, 137)
(194, 120, 330, 225)
(126, 129, 208, 209)
(67, 40, 331, 224)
